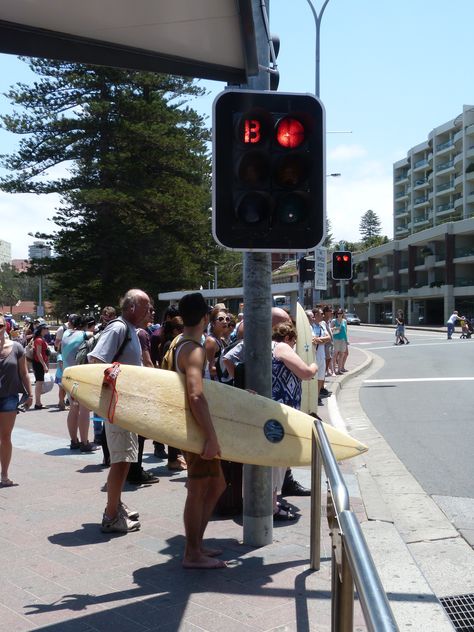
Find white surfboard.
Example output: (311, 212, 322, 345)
(295, 302, 317, 415)
(62, 364, 367, 466)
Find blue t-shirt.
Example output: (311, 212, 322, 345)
(61, 330, 87, 370)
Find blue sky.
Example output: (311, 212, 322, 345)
(1, 0, 474, 258)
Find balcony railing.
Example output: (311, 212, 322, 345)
(414, 158, 429, 169)
(436, 139, 454, 152)
(414, 196, 429, 205)
(437, 160, 454, 171)
(454, 246, 474, 258)
(437, 181, 454, 192)
(413, 215, 430, 225)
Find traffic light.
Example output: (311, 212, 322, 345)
(332, 251, 353, 280)
(298, 256, 315, 282)
(212, 89, 325, 252)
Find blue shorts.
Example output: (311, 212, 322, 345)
(0, 395, 19, 413)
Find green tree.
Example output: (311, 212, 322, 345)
(323, 218, 334, 248)
(1, 59, 212, 310)
(359, 209, 382, 244)
(0, 264, 21, 309)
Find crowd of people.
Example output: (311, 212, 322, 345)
(0, 294, 352, 569)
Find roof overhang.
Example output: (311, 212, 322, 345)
(0, 0, 258, 82)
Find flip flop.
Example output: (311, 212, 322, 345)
(0, 478, 14, 487)
(273, 505, 296, 521)
(182, 557, 227, 569)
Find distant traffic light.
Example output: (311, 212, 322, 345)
(298, 256, 315, 282)
(212, 89, 325, 251)
(332, 251, 352, 280)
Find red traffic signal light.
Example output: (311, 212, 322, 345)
(332, 251, 352, 280)
(212, 90, 325, 252)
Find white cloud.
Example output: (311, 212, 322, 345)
(326, 159, 393, 244)
(328, 144, 368, 161)
(1, 191, 61, 259)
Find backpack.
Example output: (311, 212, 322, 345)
(75, 333, 100, 365)
(75, 318, 129, 365)
(161, 335, 198, 371)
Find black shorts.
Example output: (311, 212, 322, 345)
(32, 360, 46, 382)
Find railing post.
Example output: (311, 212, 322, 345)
(310, 424, 322, 570)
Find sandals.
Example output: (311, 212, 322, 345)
(167, 458, 187, 471)
(273, 504, 296, 521)
(0, 478, 14, 487)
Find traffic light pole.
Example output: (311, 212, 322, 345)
(242, 0, 273, 547)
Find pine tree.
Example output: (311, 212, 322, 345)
(1, 58, 213, 311)
(359, 209, 382, 245)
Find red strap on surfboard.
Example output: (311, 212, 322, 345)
(103, 363, 121, 423)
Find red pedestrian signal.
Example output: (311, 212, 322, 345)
(212, 90, 325, 251)
(332, 251, 352, 280)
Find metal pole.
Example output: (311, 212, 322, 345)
(340, 280, 345, 311)
(310, 426, 322, 570)
(242, 0, 273, 547)
(306, 0, 332, 306)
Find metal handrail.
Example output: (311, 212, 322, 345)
(310, 419, 399, 632)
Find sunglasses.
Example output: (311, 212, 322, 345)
(337, 312, 344, 315)
(216, 316, 231, 322)
(0, 324, 5, 329)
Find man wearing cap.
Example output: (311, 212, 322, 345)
(173, 293, 226, 569)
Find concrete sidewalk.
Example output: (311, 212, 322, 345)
(0, 366, 367, 632)
(0, 348, 463, 631)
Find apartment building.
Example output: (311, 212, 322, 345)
(0, 239, 11, 267)
(323, 106, 474, 325)
(394, 104, 474, 237)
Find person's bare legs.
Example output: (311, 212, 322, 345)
(77, 404, 91, 444)
(0, 411, 16, 483)
(67, 401, 79, 442)
(183, 474, 226, 568)
(105, 462, 130, 519)
(34, 381, 43, 407)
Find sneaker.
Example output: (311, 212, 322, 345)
(101, 512, 140, 534)
(127, 469, 160, 485)
(281, 471, 311, 497)
(70, 440, 80, 450)
(79, 441, 99, 453)
(119, 502, 139, 521)
(320, 388, 332, 398)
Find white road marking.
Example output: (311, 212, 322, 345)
(366, 340, 466, 350)
(364, 377, 474, 383)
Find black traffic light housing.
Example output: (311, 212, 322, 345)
(298, 256, 315, 283)
(332, 251, 353, 280)
(212, 89, 325, 252)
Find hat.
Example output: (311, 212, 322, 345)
(178, 293, 212, 327)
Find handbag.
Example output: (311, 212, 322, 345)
(25, 339, 35, 361)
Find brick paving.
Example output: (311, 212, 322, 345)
(0, 357, 368, 632)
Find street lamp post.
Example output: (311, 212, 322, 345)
(305, 0, 333, 306)
(305, 0, 332, 99)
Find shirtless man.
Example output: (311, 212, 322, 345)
(174, 293, 227, 569)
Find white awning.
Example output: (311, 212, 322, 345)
(0, 0, 258, 82)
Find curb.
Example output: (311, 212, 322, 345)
(327, 350, 457, 631)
